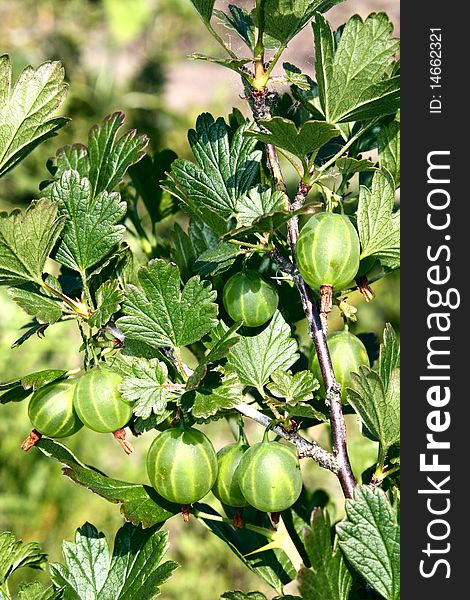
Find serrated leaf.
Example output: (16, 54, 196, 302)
(283, 63, 310, 90)
(49, 522, 178, 599)
(197, 502, 296, 591)
(378, 120, 400, 187)
(117, 259, 218, 349)
(358, 169, 399, 268)
(267, 370, 319, 405)
(227, 311, 299, 389)
(336, 157, 376, 175)
(379, 323, 400, 390)
(7, 284, 63, 323)
(246, 118, 338, 165)
(235, 186, 288, 227)
(36, 438, 179, 526)
(0, 532, 47, 589)
(348, 366, 400, 452)
(118, 356, 182, 419)
(167, 114, 262, 235)
(183, 370, 243, 419)
(0, 56, 68, 177)
(187, 322, 241, 389)
(297, 508, 352, 600)
(222, 203, 316, 239)
(336, 486, 400, 600)
(88, 280, 123, 329)
(51, 170, 126, 273)
(313, 13, 399, 123)
(132, 410, 173, 434)
(194, 242, 240, 276)
(51, 112, 148, 196)
(128, 149, 177, 224)
(190, 0, 215, 23)
(0, 199, 65, 286)
(262, 0, 345, 45)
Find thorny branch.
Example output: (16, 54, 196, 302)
(234, 402, 338, 473)
(248, 86, 356, 499)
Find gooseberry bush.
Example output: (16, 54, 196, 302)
(0, 0, 400, 598)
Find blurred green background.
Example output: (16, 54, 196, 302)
(0, 0, 399, 597)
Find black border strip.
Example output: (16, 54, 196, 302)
(401, 2, 467, 596)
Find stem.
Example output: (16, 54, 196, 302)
(80, 270, 94, 311)
(314, 120, 379, 178)
(247, 88, 356, 498)
(234, 402, 338, 473)
(264, 44, 288, 81)
(174, 347, 189, 383)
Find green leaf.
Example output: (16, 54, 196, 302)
(227, 311, 299, 388)
(262, 0, 345, 45)
(17, 582, 59, 600)
(283, 63, 310, 90)
(0, 56, 68, 177)
(88, 280, 123, 329)
(51, 112, 148, 196)
(297, 508, 352, 600)
(167, 114, 262, 235)
(0, 386, 31, 404)
(0, 532, 47, 590)
(1, 369, 67, 406)
(267, 370, 319, 405)
(378, 120, 400, 187)
(214, 6, 256, 50)
(189, 0, 215, 24)
(313, 13, 400, 123)
(379, 323, 400, 390)
(117, 356, 182, 419)
(49, 522, 178, 599)
(171, 218, 223, 281)
(0, 199, 65, 286)
(183, 370, 243, 419)
(198, 503, 296, 592)
(194, 242, 240, 276)
(171, 223, 197, 282)
(51, 170, 126, 273)
(336, 157, 376, 175)
(357, 169, 400, 268)
(189, 54, 251, 75)
(246, 118, 338, 165)
(128, 149, 177, 224)
(36, 438, 179, 526)
(221, 592, 268, 600)
(222, 204, 316, 240)
(11, 321, 49, 349)
(348, 366, 400, 452)
(187, 322, 241, 389)
(336, 486, 400, 600)
(117, 259, 218, 350)
(235, 186, 288, 227)
(7, 284, 63, 324)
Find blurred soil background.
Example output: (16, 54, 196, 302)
(0, 1, 399, 597)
